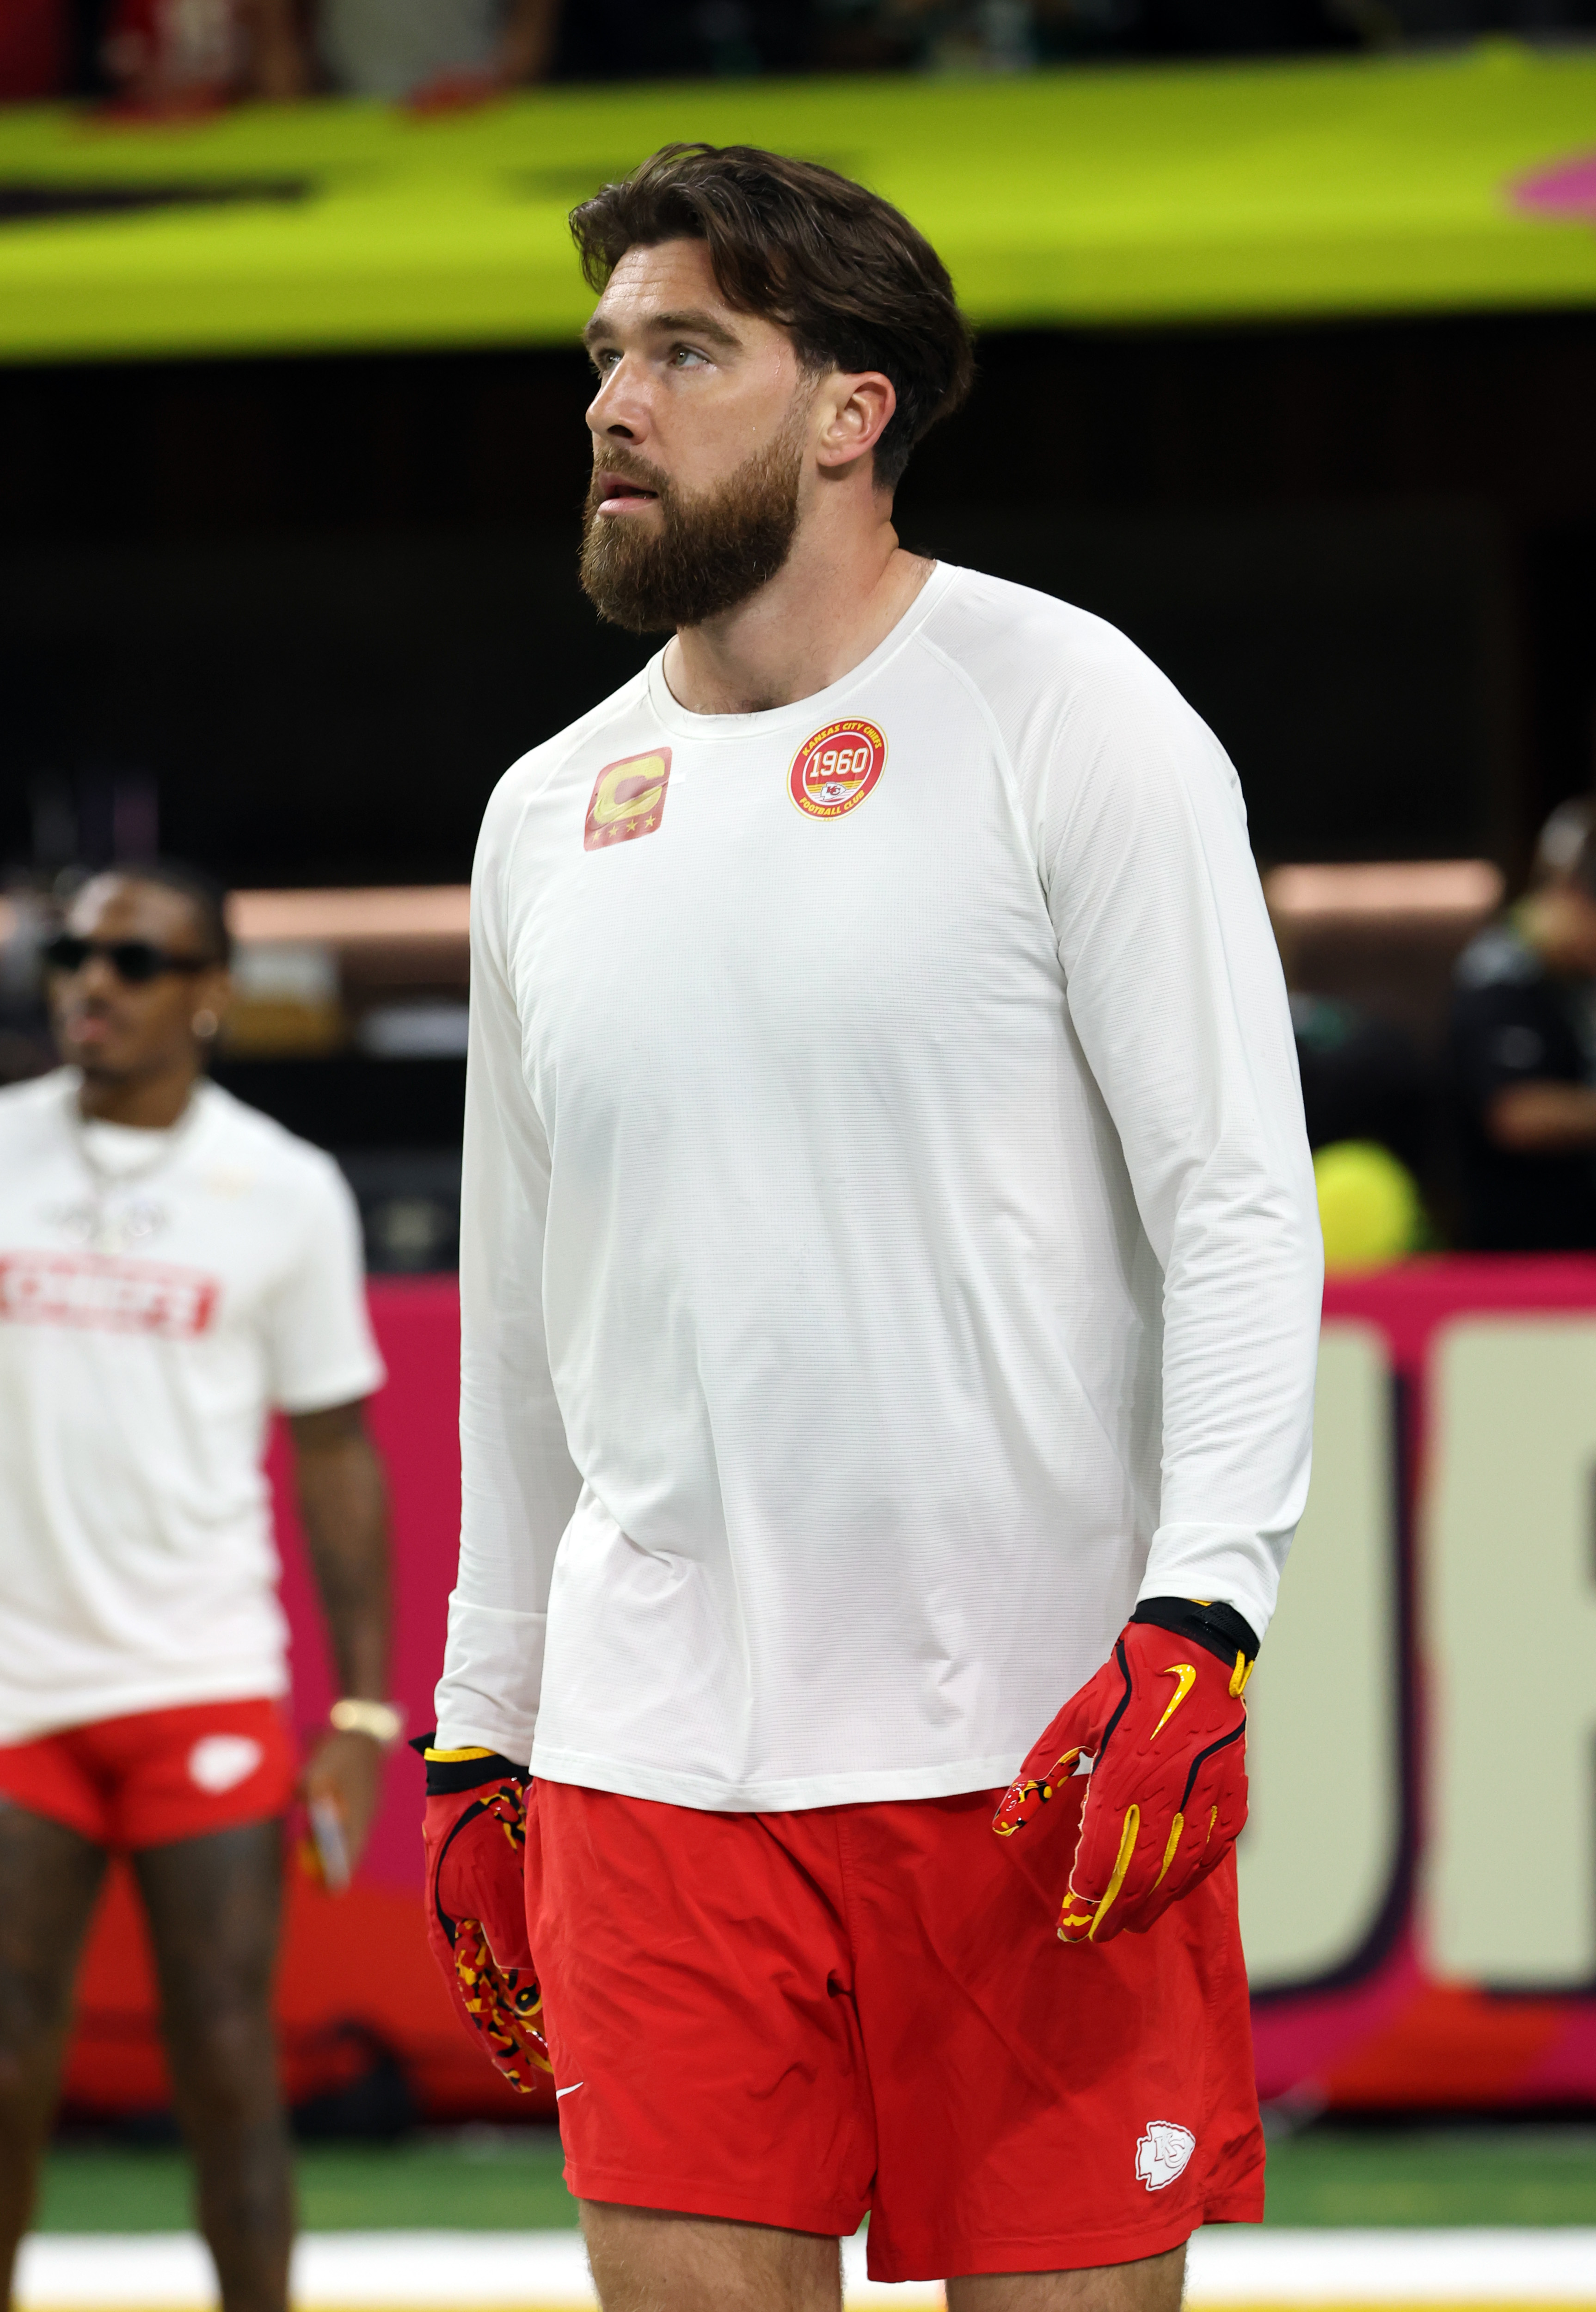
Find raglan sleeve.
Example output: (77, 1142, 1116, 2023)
(1033, 653, 1322, 1641)
(262, 1159, 385, 1415)
(433, 787, 583, 1761)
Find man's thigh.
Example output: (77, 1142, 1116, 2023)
(579, 2203, 841, 2312)
(0, 1800, 107, 2058)
(575, 2208, 1184, 2311)
(945, 2244, 1185, 2311)
(133, 1817, 285, 2067)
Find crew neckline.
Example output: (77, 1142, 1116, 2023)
(81, 1116, 178, 1152)
(66, 1075, 215, 1169)
(645, 560, 959, 744)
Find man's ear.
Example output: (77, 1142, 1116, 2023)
(815, 371, 897, 478)
(199, 964, 233, 1022)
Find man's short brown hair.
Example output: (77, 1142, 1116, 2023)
(570, 144, 974, 491)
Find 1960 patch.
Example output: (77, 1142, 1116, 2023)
(788, 720, 885, 820)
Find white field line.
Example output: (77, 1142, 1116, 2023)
(13, 2233, 938, 2309)
(1189, 2226, 1596, 2301)
(16, 2229, 1596, 2308)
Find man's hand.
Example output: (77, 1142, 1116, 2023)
(417, 1740, 550, 2092)
(301, 1728, 384, 1884)
(994, 1599, 1256, 1944)
(289, 1400, 393, 1891)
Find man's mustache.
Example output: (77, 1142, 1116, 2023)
(589, 449, 672, 500)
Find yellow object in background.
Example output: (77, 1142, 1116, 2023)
(1314, 1139, 1424, 1275)
(3, 45, 1596, 363)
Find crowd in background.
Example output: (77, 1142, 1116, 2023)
(2, 0, 1596, 111)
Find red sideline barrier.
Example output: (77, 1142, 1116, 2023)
(1252, 1257, 1596, 2116)
(61, 1261, 1596, 2121)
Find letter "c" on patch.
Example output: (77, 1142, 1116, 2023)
(585, 750, 672, 851)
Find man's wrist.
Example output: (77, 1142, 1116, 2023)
(329, 1697, 405, 1746)
(410, 1730, 529, 1795)
(1131, 1596, 1259, 1673)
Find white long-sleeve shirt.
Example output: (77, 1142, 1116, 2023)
(436, 563, 1321, 1810)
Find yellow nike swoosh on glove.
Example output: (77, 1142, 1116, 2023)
(1150, 1663, 1197, 1741)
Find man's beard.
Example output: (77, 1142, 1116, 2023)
(579, 418, 805, 635)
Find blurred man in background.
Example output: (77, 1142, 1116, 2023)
(0, 864, 396, 2312)
(1450, 799, 1596, 1250)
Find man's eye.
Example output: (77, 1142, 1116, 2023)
(669, 345, 708, 368)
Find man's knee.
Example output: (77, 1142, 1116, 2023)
(163, 1994, 279, 2123)
(580, 2203, 843, 2312)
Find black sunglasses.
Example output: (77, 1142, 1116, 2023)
(43, 934, 212, 987)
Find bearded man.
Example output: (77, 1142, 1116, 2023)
(420, 144, 1322, 2312)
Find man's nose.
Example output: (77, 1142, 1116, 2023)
(75, 954, 118, 999)
(586, 358, 645, 442)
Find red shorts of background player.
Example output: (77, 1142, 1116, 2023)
(527, 1777, 1264, 2283)
(0, 1697, 297, 1851)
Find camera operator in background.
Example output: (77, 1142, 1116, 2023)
(0, 865, 396, 2312)
(1450, 799, 1596, 1251)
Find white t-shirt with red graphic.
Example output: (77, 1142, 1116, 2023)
(0, 1071, 384, 1743)
(436, 562, 1323, 1811)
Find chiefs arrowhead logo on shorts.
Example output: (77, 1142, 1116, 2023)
(789, 719, 885, 820)
(585, 749, 671, 852)
(1135, 2121, 1195, 2191)
(188, 1734, 265, 1794)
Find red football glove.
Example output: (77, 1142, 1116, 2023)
(416, 1737, 551, 2091)
(994, 1599, 1256, 1945)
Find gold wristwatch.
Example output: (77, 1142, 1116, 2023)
(328, 1697, 405, 1746)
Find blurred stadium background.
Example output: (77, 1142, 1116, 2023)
(6, 2, 1596, 2306)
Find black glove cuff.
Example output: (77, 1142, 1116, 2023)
(410, 1730, 529, 1796)
(1131, 1597, 1260, 1669)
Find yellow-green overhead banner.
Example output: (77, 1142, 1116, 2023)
(1, 41, 1594, 363)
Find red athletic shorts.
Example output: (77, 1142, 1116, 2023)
(527, 1777, 1264, 2282)
(0, 1697, 297, 1851)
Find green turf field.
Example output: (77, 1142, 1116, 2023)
(32, 2125, 1596, 2233)
(1, 43, 1596, 361)
(1262, 2126, 1596, 2228)
(37, 2133, 577, 2233)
